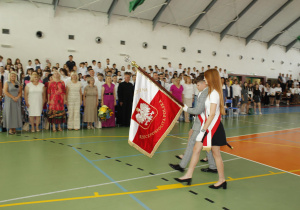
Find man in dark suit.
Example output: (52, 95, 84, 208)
(117, 72, 134, 126)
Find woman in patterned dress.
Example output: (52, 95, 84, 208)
(47, 71, 66, 132)
(66, 72, 82, 130)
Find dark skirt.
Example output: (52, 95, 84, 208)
(253, 95, 261, 103)
(275, 93, 281, 100)
(202, 122, 227, 146)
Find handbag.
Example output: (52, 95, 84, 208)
(95, 119, 102, 128)
(44, 118, 50, 130)
(248, 108, 254, 115)
(22, 122, 30, 131)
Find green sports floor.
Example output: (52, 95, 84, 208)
(0, 106, 300, 210)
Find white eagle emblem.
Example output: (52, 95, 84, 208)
(135, 103, 155, 126)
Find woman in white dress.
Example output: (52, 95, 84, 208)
(175, 69, 228, 189)
(24, 72, 45, 132)
(66, 72, 82, 130)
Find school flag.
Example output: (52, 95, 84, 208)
(128, 62, 183, 158)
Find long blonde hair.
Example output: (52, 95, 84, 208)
(204, 69, 225, 115)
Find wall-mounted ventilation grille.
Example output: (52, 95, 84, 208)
(2, 29, 10, 34)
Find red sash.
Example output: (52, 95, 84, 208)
(198, 113, 221, 150)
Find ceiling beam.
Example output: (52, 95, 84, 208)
(152, 0, 172, 30)
(53, 0, 59, 17)
(286, 39, 298, 52)
(189, 0, 218, 36)
(107, 0, 118, 23)
(267, 16, 300, 49)
(245, 0, 292, 45)
(220, 0, 257, 41)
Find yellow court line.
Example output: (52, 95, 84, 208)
(0, 136, 129, 144)
(2, 127, 299, 144)
(241, 141, 300, 149)
(1, 169, 299, 208)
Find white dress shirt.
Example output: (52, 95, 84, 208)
(232, 84, 241, 97)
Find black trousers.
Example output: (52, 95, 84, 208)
(233, 96, 239, 108)
(264, 93, 269, 105)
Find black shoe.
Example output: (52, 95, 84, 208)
(174, 178, 192, 185)
(200, 159, 208, 162)
(209, 181, 227, 189)
(201, 168, 218, 173)
(169, 164, 184, 172)
(175, 155, 182, 160)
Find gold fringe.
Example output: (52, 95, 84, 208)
(202, 146, 211, 152)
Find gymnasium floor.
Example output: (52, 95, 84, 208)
(0, 106, 300, 210)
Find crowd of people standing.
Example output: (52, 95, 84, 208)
(0, 55, 299, 134)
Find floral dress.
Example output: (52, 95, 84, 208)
(47, 81, 66, 123)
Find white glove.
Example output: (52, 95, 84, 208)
(183, 104, 188, 112)
(196, 130, 205, 142)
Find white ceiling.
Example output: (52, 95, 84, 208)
(20, 0, 300, 50)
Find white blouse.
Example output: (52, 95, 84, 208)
(183, 83, 194, 99)
(232, 84, 241, 97)
(274, 87, 282, 93)
(269, 88, 276, 96)
(205, 90, 220, 118)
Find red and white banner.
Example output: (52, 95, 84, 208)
(129, 69, 183, 158)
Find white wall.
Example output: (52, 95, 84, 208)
(0, 1, 299, 79)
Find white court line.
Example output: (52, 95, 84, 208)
(171, 135, 300, 178)
(0, 158, 240, 204)
(238, 119, 284, 129)
(3, 128, 299, 204)
(221, 151, 300, 178)
(169, 127, 300, 141)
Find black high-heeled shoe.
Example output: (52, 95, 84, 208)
(209, 181, 227, 189)
(174, 178, 192, 185)
(175, 155, 182, 160)
(169, 164, 184, 172)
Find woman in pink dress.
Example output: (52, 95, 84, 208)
(101, 76, 116, 128)
(170, 77, 184, 103)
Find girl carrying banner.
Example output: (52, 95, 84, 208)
(174, 69, 228, 189)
